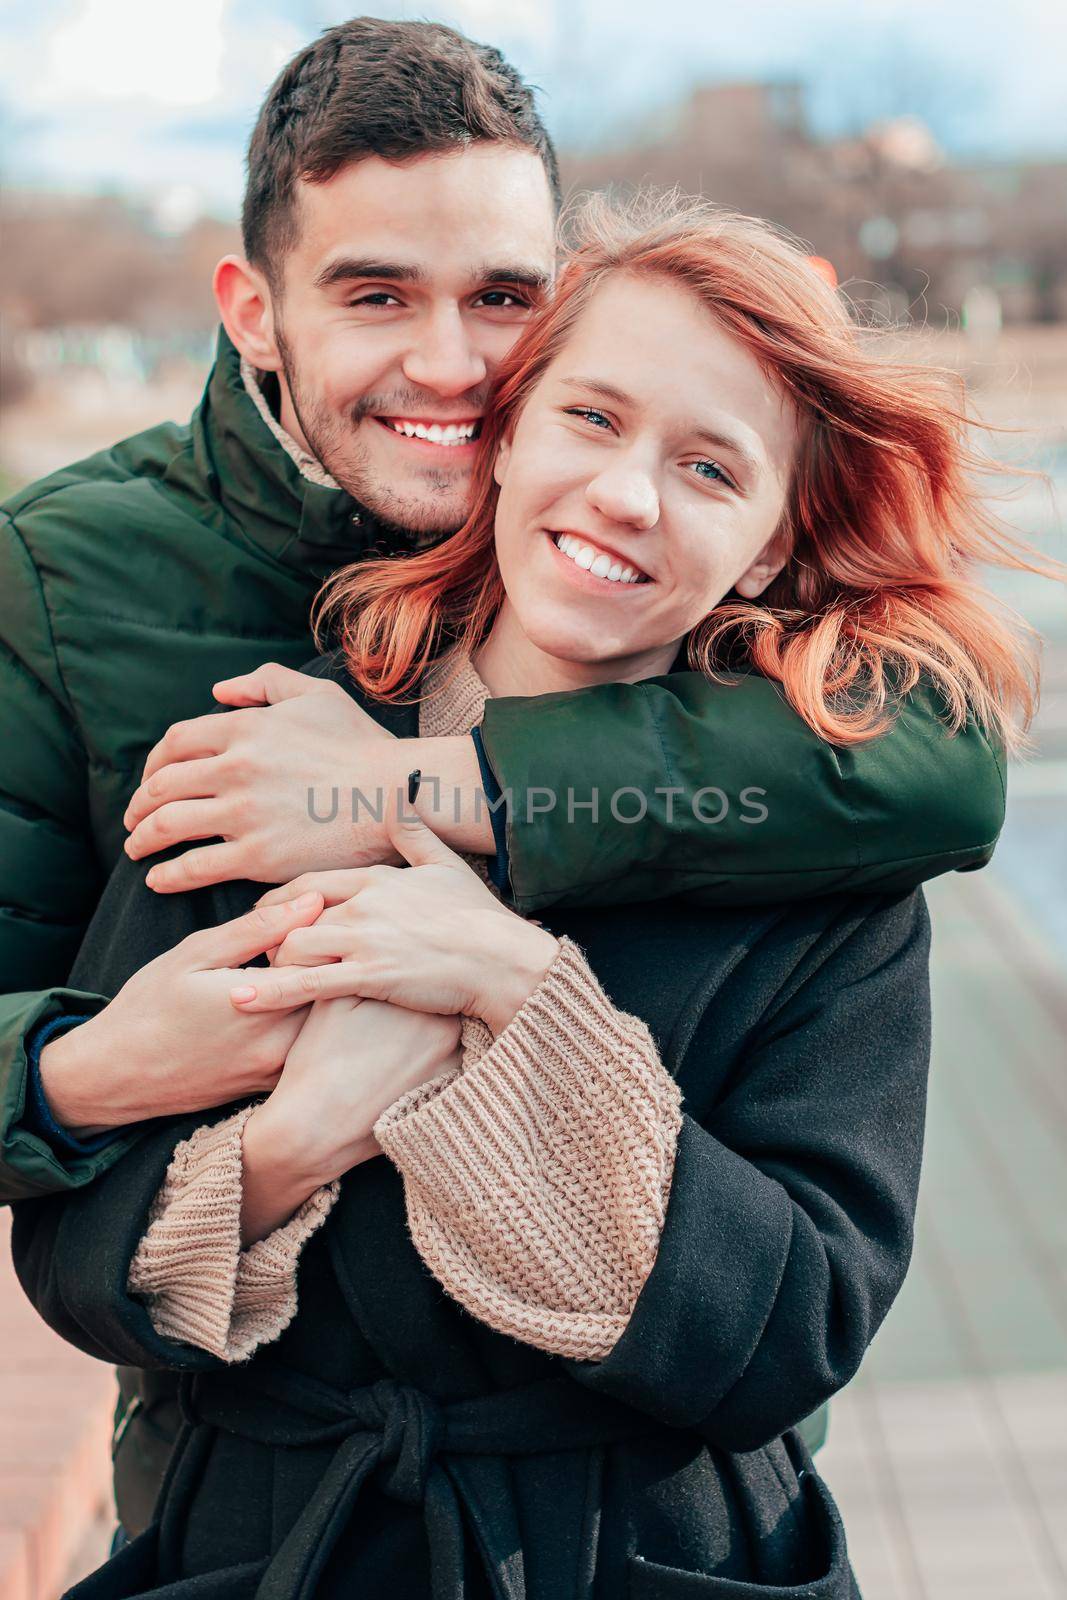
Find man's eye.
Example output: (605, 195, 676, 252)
(476, 290, 532, 309)
(564, 407, 613, 430)
(349, 292, 401, 307)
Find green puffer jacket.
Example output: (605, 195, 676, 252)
(0, 327, 1005, 1211)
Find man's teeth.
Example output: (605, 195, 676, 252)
(386, 419, 478, 445)
(554, 532, 646, 584)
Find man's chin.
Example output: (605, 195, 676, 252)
(331, 470, 472, 543)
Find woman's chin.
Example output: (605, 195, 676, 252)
(515, 612, 638, 668)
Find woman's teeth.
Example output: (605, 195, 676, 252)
(386, 419, 479, 445)
(554, 532, 647, 584)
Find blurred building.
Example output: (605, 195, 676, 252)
(561, 81, 1067, 326)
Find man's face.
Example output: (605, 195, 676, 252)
(269, 145, 556, 537)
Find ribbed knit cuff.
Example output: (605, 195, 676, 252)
(126, 1106, 339, 1362)
(374, 934, 682, 1361)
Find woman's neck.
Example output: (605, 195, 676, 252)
(471, 600, 681, 700)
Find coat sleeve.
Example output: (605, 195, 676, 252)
(0, 509, 116, 1201)
(10, 1110, 236, 1372)
(560, 889, 932, 1452)
(0, 842, 247, 1202)
(478, 669, 1004, 914)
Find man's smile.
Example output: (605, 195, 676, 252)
(374, 416, 483, 451)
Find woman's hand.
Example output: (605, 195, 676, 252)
(38, 893, 327, 1137)
(239, 996, 463, 1242)
(236, 810, 561, 1036)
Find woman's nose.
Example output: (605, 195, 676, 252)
(584, 465, 660, 531)
(402, 312, 487, 398)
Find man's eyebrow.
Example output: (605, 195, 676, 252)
(562, 376, 764, 479)
(473, 263, 553, 293)
(313, 259, 553, 294)
(313, 259, 428, 291)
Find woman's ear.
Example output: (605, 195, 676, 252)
(492, 437, 512, 489)
(213, 255, 283, 373)
(734, 526, 791, 599)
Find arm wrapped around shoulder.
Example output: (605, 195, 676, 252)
(561, 889, 932, 1452)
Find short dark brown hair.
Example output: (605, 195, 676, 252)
(242, 16, 561, 285)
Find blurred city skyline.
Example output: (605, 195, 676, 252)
(3, 0, 1067, 221)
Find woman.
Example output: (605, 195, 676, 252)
(13, 195, 1055, 1599)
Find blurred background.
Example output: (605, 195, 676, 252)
(1, 3, 1065, 1597)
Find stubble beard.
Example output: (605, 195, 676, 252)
(275, 327, 473, 542)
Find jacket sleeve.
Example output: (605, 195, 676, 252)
(478, 668, 1004, 914)
(561, 889, 932, 1452)
(0, 508, 115, 1202)
(0, 831, 236, 1203)
(10, 1111, 237, 1372)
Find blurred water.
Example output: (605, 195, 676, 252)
(983, 439, 1067, 962)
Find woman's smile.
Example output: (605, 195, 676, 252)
(543, 528, 654, 592)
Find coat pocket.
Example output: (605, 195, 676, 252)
(63, 1523, 269, 1600)
(626, 1466, 857, 1599)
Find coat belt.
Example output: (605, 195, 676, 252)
(180, 1367, 656, 1600)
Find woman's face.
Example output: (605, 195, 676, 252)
(491, 273, 800, 678)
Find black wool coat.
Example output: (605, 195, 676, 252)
(12, 658, 932, 1600)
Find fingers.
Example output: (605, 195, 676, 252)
(256, 870, 375, 909)
(144, 840, 248, 893)
(212, 661, 333, 707)
(191, 890, 324, 969)
(271, 926, 351, 967)
(141, 713, 235, 783)
(385, 805, 465, 871)
(125, 798, 230, 861)
(231, 959, 370, 1011)
(124, 756, 225, 831)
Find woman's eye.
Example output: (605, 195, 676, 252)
(690, 460, 734, 488)
(564, 407, 613, 430)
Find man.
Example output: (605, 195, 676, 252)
(1, 16, 1003, 1536)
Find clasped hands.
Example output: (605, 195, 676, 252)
(40, 662, 559, 1226)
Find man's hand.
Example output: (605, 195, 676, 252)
(123, 661, 493, 893)
(37, 891, 326, 1137)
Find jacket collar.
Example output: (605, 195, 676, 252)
(190, 326, 386, 580)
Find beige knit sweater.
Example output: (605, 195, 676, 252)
(127, 649, 683, 1363)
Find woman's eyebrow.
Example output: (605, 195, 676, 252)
(562, 376, 763, 480)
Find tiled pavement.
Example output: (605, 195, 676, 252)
(0, 1212, 114, 1600)
(821, 858, 1067, 1600)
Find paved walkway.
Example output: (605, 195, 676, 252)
(821, 862, 1067, 1599)
(0, 1213, 114, 1600)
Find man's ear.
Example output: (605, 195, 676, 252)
(734, 524, 791, 599)
(492, 437, 512, 489)
(213, 256, 283, 373)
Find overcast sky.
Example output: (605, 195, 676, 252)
(3, 0, 1066, 220)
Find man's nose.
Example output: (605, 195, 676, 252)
(402, 310, 487, 398)
(584, 461, 660, 531)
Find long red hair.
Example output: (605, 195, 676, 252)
(314, 192, 1063, 749)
